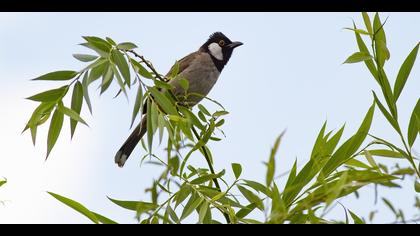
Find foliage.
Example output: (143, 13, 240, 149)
(24, 13, 420, 224)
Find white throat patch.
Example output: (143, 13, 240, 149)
(208, 43, 223, 61)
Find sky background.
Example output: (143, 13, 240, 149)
(0, 12, 419, 224)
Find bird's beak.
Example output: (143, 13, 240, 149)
(228, 41, 243, 49)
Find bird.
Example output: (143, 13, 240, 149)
(114, 32, 243, 167)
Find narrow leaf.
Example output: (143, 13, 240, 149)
(107, 197, 157, 213)
(394, 43, 419, 101)
(81, 72, 93, 114)
(73, 54, 98, 62)
(232, 163, 242, 179)
(70, 81, 83, 138)
(362, 12, 373, 36)
(111, 49, 130, 86)
(26, 86, 68, 102)
(57, 104, 88, 126)
(149, 87, 178, 115)
(46, 108, 64, 159)
(343, 52, 372, 64)
(48, 192, 99, 224)
(117, 42, 138, 50)
(408, 99, 420, 147)
(32, 71, 77, 81)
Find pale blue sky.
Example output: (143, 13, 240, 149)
(0, 12, 419, 223)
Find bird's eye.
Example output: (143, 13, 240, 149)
(218, 40, 225, 47)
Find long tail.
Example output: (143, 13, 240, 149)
(114, 116, 147, 167)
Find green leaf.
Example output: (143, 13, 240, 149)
(70, 82, 83, 138)
(321, 103, 375, 178)
(283, 159, 316, 205)
(111, 65, 128, 98)
(367, 149, 405, 159)
(382, 197, 397, 215)
(415, 181, 420, 193)
(82, 36, 112, 56)
(325, 124, 346, 154)
(363, 150, 379, 170)
(180, 194, 203, 220)
(107, 197, 157, 213)
(88, 60, 107, 85)
(394, 43, 419, 101)
(149, 87, 177, 115)
(237, 185, 264, 211)
(73, 54, 98, 62)
(179, 78, 189, 91)
(232, 163, 242, 179)
(26, 86, 69, 102)
(408, 99, 420, 147)
(190, 173, 220, 185)
(284, 159, 298, 192)
(32, 70, 77, 81)
(146, 99, 153, 154)
(57, 103, 88, 127)
(99, 64, 113, 94)
(376, 39, 390, 66)
(175, 184, 192, 208)
(198, 202, 209, 224)
(130, 58, 154, 79)
(362, 12, 373, 36)
(154, 80, 173, 90)
(105, 37, 116, 46)
(392, 167, 415, 176)
(0, 178, 7, 188)
(131, 84, 144, 128)
(111, 49, 130, 86)
(81, 72, 93, 114)
(343, 28, 371, 36)
(23, 101, 56, 144)
(267, 132, 285, 187)
(343, 52, 372, 64)
(310, 121, 327, 159)
(348, 210, 364, 224)
(372, 91, 400, 133)
(354, 30, 378, 82)
(46, 108, 64, 159)
(166, 205, 180, 223)
(168, 61, 180, 78)
(373, 13, 389, 67)
(345, 159, 370, 169)
(242, 180, 270, 196)
(198, 104, 211, 116)
(117, 42, 138, 50)
(48, 192, 99, 224)
(213, 110, 229, 118)
(236, 203, 257, 219)
(92, 212, 118, 224)
(326, 171, 348, 206)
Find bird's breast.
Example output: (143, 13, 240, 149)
(171, 53, 220, 105)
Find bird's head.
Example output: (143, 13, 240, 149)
(200, 32, 243, 71)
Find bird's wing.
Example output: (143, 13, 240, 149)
(141, 51, 202, 114)
(164, 51, 201, 78)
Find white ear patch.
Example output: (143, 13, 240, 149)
(208, 42, 223, 61)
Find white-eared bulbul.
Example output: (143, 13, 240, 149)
(115, 32, 243, 167)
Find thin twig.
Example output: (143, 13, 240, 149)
(125, 49, 165, 81)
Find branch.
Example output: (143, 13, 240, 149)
(125, 49, 166, 81)
(191, 126, 231, 224)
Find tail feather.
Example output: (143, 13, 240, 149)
(115, 116, 147, 167)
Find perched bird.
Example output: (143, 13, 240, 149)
(115, 32, 243, 167)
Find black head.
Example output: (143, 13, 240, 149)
(199, 32, 243, 72)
